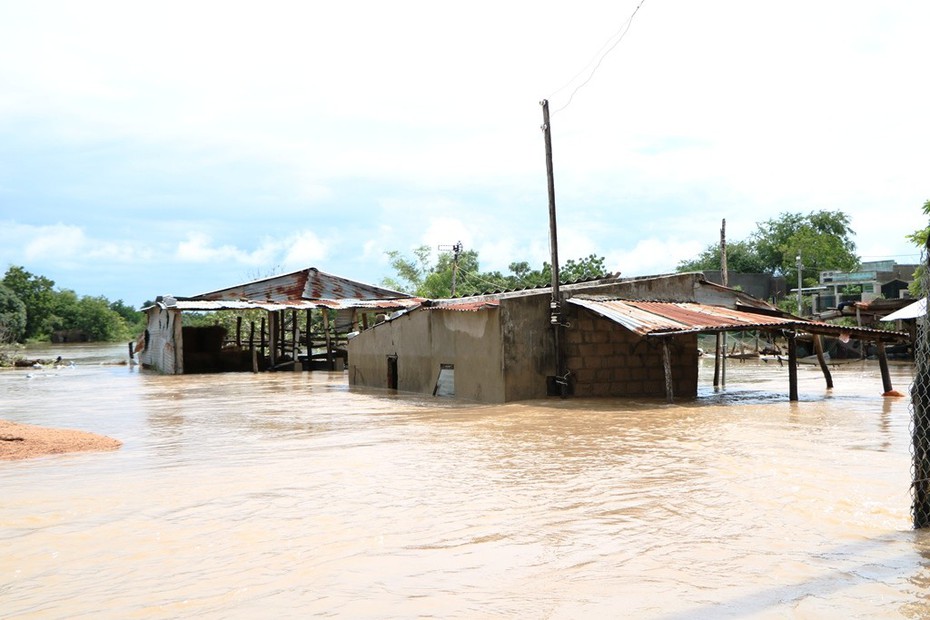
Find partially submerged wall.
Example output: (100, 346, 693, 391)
(139, 306, 183, 374)
(347, 308, 506, 402)
(563, 306, 699, 398)
(500, 294, 556, 401)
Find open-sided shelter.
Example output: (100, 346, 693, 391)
(138, 267, 420, 374)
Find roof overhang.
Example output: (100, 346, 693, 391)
(568, 297, 909, 343)
(145, 298, 422, 312)
(884, 298, 925, 322)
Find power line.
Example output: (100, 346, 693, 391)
(549, 0, 648, 114)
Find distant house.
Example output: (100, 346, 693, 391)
(137, 268, 420, 374)
(700, 271, 787, 304)
(818, 260, 918, 308)
(347, 272, 906, 403)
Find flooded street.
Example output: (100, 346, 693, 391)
(2, 343, 929, 618)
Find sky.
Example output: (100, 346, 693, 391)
(0, 1, 927, 307)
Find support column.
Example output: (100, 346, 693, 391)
(249, 321, 257, 373)
(322, 310, 334, 369)
(813, 334, 833, 389)
(787, 331, 798, 402)
(877, 340, 894, 395)
(662, 339, 674, 404)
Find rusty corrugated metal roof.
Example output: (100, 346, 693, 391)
(568, 298, 908, 342)
(186, 267, 413, 305)
(424, 299, 500, 312)
(171, 298, 422, 312)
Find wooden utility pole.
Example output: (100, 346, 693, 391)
(718, 219, 728, 388)
(541, 99, 565, 396)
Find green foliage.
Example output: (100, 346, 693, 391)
(907, 199, 930, 296)
(676, 240, 768, 273)
(2, 266, 57, 340)
(676, 210, 859, 287)
(382, 247, 610, 298)
(0, 283, 27, 343)
(1, 265, 145, 343)
(751, 210, 858, 284)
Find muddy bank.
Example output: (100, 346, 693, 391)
(0, 420, 121, 461)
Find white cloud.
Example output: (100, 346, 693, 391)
(607, 237, 706, 277)
(23, 224, 87, 260)
(282, 230, 329, 267)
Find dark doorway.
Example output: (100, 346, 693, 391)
(387, 355, 398, 390)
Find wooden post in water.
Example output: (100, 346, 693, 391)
(260, 316, 267, 363)
(876, 340, 893, 394)
(713, 333, 722, 388)
(787, 330, 799, 401)
(249, 321, 257, 373)
(322, 310, 334, 369)
(304, 308, 313, 354)
(662, 339, 674, 404)
(813, 334, 833, 389)
(719, 219, 727, 388)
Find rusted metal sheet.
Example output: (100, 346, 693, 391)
(568, 298, 908, 342)
(188, 268, 411, 303)
(174, 298, 422, 312)
(424, 299, 500, 312)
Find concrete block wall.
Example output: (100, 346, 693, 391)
(563, 307, 699, 398)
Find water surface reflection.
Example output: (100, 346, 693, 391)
(1, 344, 927, 618)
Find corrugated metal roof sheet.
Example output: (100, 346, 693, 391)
(165, 298, 422, 312)
(568, 298, 908, 342)
(424, 299, 500, 312)
(188, 267, 411, 303)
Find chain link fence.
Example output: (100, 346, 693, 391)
(912, 251, 930, 528)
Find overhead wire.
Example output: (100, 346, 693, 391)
(549, 0, 648, 114)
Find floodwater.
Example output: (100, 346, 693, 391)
(1, 343, 929, 619)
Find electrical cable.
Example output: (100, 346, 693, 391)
(549, 0, 647, 114)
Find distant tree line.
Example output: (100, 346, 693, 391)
(0, 265, 146, 345)
(675, 210, 860, 289)
(382, 247, 610, 298)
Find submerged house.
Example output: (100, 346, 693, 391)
(347, 272, 908, 403)
(138, 268, 420, 374)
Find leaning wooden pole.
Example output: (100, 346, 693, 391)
(813, 334, 833, 389)
(541, 99, 565, 397)
(876, 340, 893, 395)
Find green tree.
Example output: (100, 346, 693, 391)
(676, 240, 768, 273)
(109, 299, 146, 334)
(72, 296, 128, 341)
(382, 247, 610, 298)
(382, 245, 433, 294)
(676, 210, 859, 288)
(0, 283, 27, 343)
(2, 266, 57, 340)
(906, 199, 930, 295)
(751, 210, 858, 285)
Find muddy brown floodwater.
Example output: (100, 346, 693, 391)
(2, 342, 929, 618)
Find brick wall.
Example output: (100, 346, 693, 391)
(563, 307, 699, 398)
